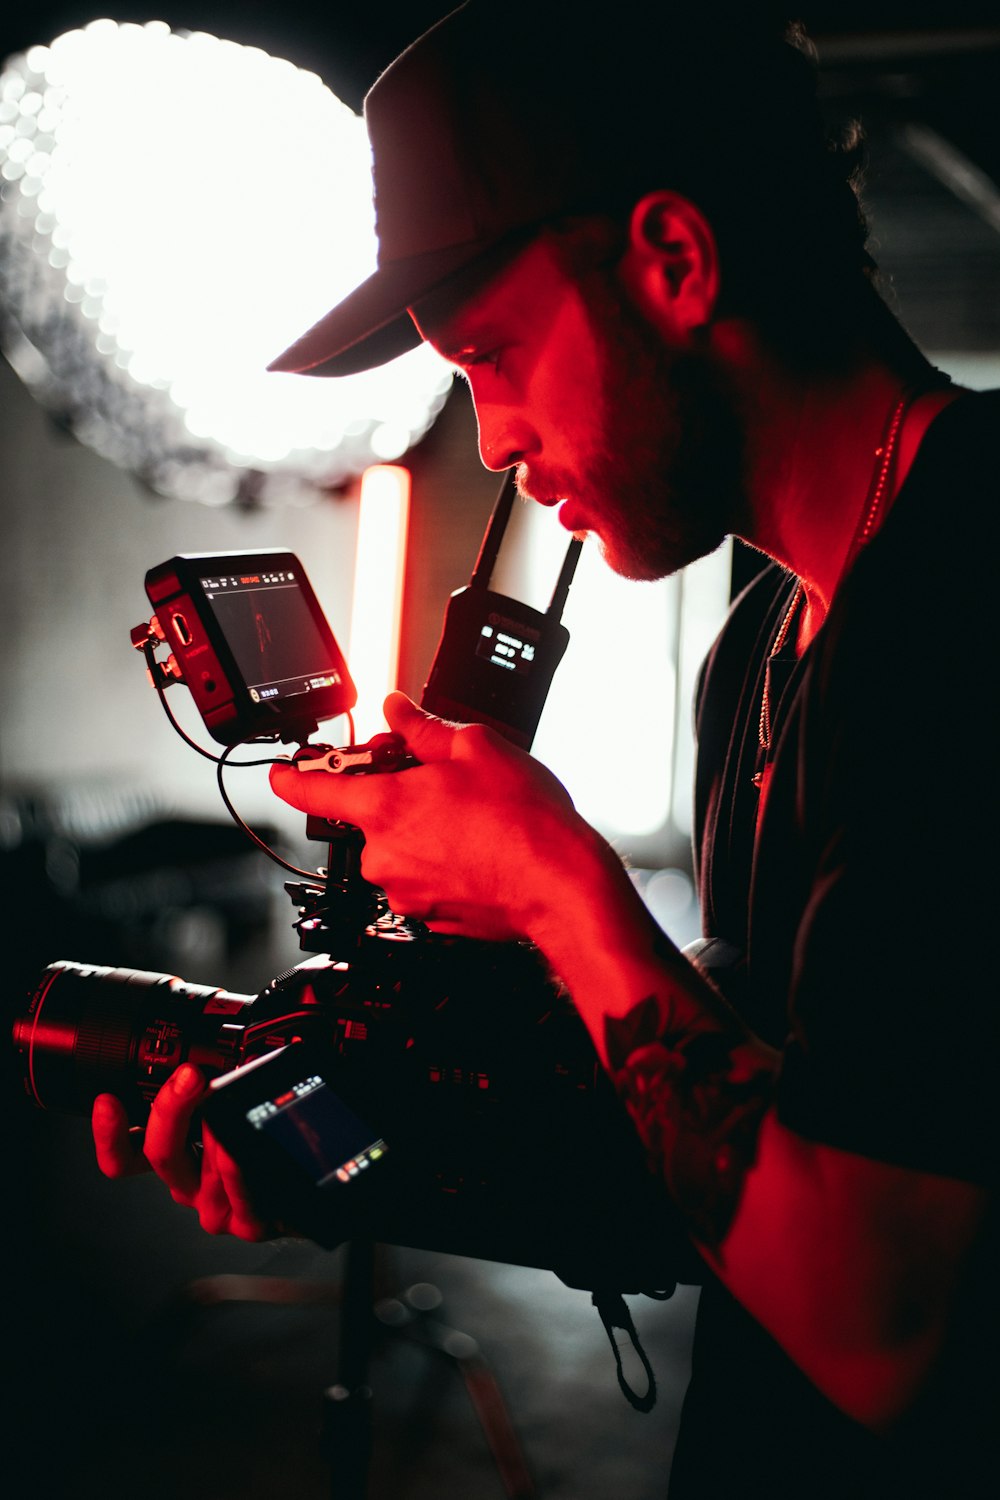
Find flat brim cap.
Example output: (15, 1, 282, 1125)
(267, 242, 496, 378)
(267, 2, 601, 377)
(267, 6, 855, 379)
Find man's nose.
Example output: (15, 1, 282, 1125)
(475, 402, 537, 473)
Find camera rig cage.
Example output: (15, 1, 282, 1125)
(14, 474, 693, 1409)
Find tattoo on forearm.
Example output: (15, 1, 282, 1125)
(605, 994, 777, 1249)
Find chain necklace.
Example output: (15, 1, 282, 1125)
(843, 392, 911, 569)
(753, 391, 911, 783)
(756, 580, 803, 758)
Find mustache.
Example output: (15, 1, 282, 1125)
(513, 463, 566, 507)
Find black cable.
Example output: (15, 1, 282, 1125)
(141, 640, 284, 767)
(215, 744, 324, 880)
(141, 638, 331, 881)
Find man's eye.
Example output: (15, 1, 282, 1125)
(448, 346, 505, 383)
(469, 348, 503, 372)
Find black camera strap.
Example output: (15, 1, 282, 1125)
(591, 1289, 658, 1413)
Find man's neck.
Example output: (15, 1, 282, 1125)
(735, 357, 959, 650)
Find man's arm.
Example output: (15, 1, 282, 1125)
(527, 844, 987, 1431)
(270, 691, 989, 1430)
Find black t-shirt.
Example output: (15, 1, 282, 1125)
(670, 390, 999, 1498)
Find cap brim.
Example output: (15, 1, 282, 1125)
(266, 240, 496, 378)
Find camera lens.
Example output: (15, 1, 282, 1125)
(13, 960, 253, 1122)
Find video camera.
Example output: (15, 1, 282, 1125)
(12, 474, 687, 1298)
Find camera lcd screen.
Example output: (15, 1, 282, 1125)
(196, 564, 346, 711)
(244, 1070, 388, 1189)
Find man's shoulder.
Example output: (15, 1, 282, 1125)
(907, 386, 1000, 494)
(871, 386, 1000, 581)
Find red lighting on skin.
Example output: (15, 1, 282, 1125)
(349, 465, 411, 738)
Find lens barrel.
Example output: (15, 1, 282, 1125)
(13, 960, 254, 1122)
(10, 947, 690, 1289)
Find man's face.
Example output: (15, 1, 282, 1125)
(410, 230, 747, 581)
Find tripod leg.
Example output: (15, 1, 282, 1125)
(376, 1284, 539, 1500)
(323, 1239, 376, 1500)
(452, 1341, 539, 1500)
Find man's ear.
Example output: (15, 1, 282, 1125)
(619, 191, 720, 336)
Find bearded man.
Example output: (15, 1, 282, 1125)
(94, 6, 997, 1495)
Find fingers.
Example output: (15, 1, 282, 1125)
(94, 1068, 278, 1242)
(199, 1128, 272, 1241)
(142, 1063, 207, 1203)
(383, 691, 463, 760)
(92, 1093, 150, 1179)
(269, 696, 464, 819)
(269, 757, 313, 811)
(422, 907, 524, 942)
(269, 693, 492, 822)
(269, 759, 375, 820)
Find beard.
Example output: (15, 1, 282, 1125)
(523, 273, 750, 582)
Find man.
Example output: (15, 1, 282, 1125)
(93, 5, 996, 1495)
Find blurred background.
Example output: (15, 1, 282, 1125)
(2, 4, 998, 1496)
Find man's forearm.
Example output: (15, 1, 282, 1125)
(527, 825, 779, 1246)
(604, 991, 779, 1247)
(528, 829, 986, 1429)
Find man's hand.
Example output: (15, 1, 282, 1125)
(270, 691, 589, 944)
(91, 1065, 272, 1241)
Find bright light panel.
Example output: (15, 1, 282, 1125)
(348, 465, 411, 740)
(0, 20, 452, 503)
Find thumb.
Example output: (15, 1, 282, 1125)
(384, 691, 464, 762)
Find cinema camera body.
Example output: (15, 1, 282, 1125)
(13, 478, 687, 1297)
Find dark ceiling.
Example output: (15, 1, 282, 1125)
(2, 3, 998, 359)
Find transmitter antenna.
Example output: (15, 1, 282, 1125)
(470, 469, 584, 623)
(469, 469, 518, 590)
(548, 535, 583, 621)
(421, 470, 584, 749)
